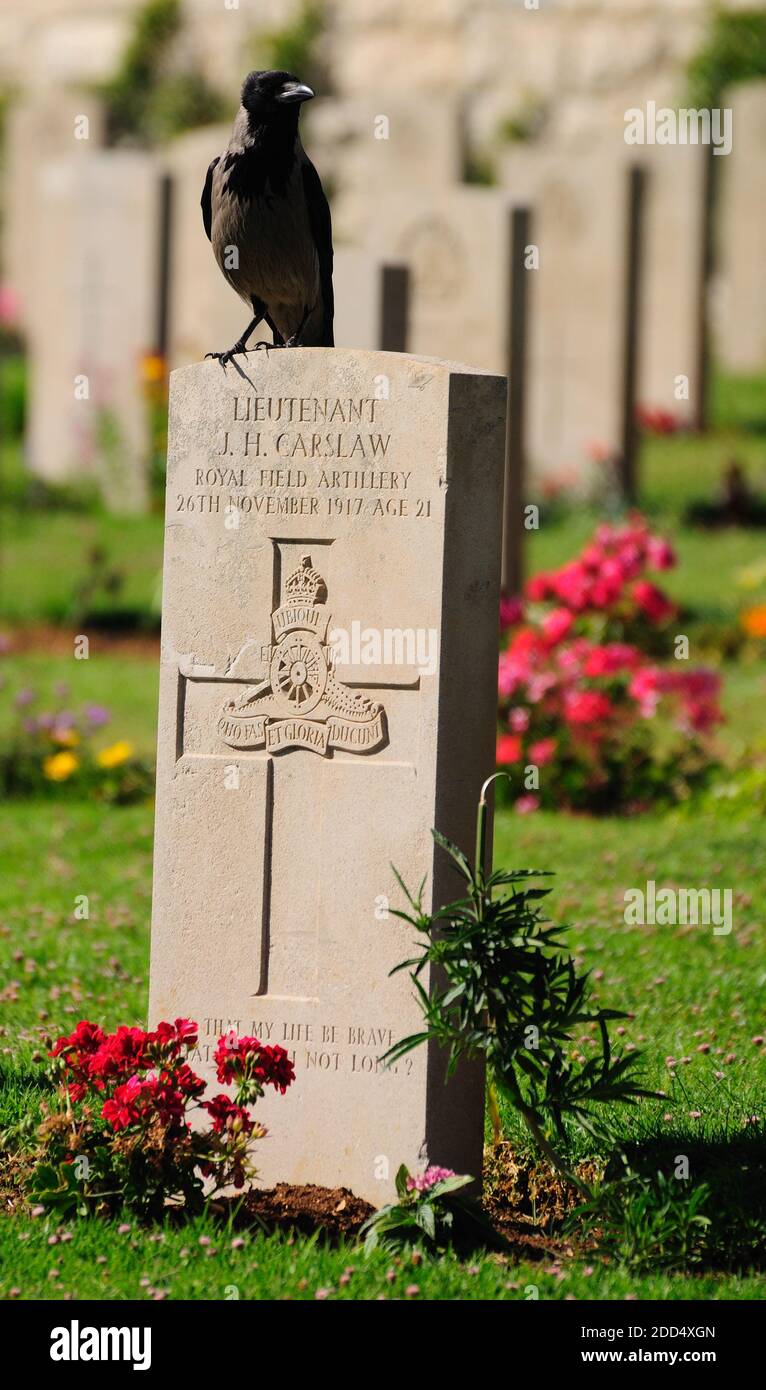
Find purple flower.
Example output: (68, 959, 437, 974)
(14, 688, 36, 708)
(406, 1165, 457, 1193)
(22, 717, 39, 734)
(84, 704, 110, 728)
(53, 682, 70, 700)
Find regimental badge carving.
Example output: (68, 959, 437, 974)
(398, 216, 464, 302)
(217, 555, 387, 756)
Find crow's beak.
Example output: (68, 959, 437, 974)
(276, 82, 315, 105)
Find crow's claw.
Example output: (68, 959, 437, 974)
(205, 344, 249, 367)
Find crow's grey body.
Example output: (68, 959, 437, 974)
(202, 70, 334, 357)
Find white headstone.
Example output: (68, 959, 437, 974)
(716, 81, 766, 374)
(307, 95, 463, 242)
(148, 348, 506, 1202)
(365, 186, 512, 373)
(367, 161, 627, 486)
(164, 126, 248, 371)
(3, 90, 105, 332)
(633, 142, 708, 426)
(25, 152, 159, 511)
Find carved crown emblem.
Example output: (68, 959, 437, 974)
(284, 554, 327, 606)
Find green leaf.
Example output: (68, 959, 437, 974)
(394, 1164, 410, 1201)
(431, 828, 473, 882)
(415, 1201, 436, 1239)
(427, 1174, 473, 1198)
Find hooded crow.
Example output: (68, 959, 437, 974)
(202, 69, 334, 364)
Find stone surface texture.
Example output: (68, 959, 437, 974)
(149, 348, 506, 1202)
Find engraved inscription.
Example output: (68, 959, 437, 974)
(192, 1017, 415, 1078)
(174, 393, 437, 522)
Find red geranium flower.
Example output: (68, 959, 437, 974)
(152, 1017, 199, 1052)
(632, 580, 676, 625)
(528, 736, 557, 766)
(214, 1034, 295, 1094)
(584, 644, 642, 677)
(541, 608, 574, 646)
(201, 1093, 254, 1135)
(51, 1020, 105, 1061)
(496, 733, 522, 765)
(563, 690, 614, 725)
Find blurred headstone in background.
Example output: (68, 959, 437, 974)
(164, 125, 243, 371)
(307, 95, 463, 242)
(333, 249, 409, 352)
(26, 150, 160, 513)
(0, 2, 126, 94)
(364, 154, 633, 491)
(716, 80, 766, 375)
(4, 90, 106, 333)
(501, 149, 626, 492)
(640, 142, 709, 428)
(365, 186, 512, 374)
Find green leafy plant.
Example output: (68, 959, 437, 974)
(360, 1163, 500, 1256)
(497, 92, 549, 145)
(463, 151, 497, 187)
(687, 9, 766, 109)
(0, 350, 25, 439)
(98, 0, 226, 146)
(256, 2, 328, 95)
(569, 1169, 711, 1273)
(384, 779, 660, 1189)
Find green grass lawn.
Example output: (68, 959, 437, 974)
(0, 1209, 760, 1302)
(0, 797, 764, 1299)
(3, 1207, 762, 1301)
(0, 651, 160, 758)
(1, 375, 764, 1299)
(0, 507, 163, 629)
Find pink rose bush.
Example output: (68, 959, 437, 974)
(498, 518, 723, 812)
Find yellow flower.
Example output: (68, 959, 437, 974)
(741, 604, 766, 639)
(52, 728, 80, 747)
(140, 353, 166, 385)
(97, 740, 134, 769)
(43, 751, 79, 781)
(736, 559, 766, 590)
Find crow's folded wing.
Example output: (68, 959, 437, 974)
(301, 156, 334, 346)
(200, 156, 220, 242)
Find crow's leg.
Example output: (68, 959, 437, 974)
(284, 304, 313, 348)
(205, 298, 267, 365)
(248, 313, 287, 352)
(243, 314, 287, 353)
(265, 314, 285, 347)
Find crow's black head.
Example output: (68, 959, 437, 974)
(241, 70, 315, 120)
